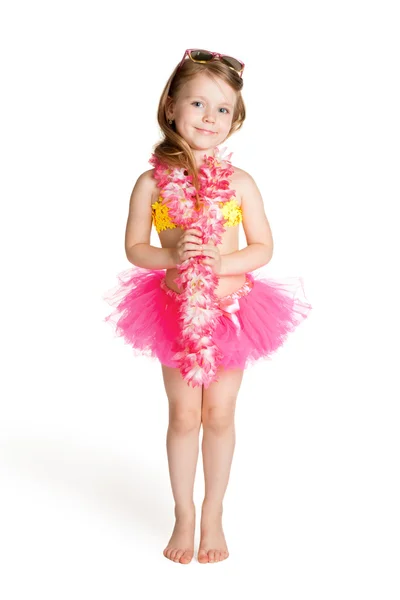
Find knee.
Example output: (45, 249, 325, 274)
(169, 407, 201, 433)
(202, 405, 236, 433)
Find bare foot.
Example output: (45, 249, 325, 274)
(198, 501, 229, 563)
(163, 504, 195, 564)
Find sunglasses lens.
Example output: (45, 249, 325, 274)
(221, 55, 243, 72)
(186, 49, 243, 75)
(190, 49, 214, 62)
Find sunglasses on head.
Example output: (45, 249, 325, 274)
(177, 48, 245, 78)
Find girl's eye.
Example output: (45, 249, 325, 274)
(191, 101, 229, 114)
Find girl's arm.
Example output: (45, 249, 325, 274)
(220, 171, 274, 276)
(124, 171, 176, 270)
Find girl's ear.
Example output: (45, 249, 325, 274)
(166, 96, 175, 121)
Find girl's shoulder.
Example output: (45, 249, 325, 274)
(132, 168, 159, 206)
(230, 165, 255, 206)
(230, 165, 253, 181)
(137, 167, 158, 188)
(138, 167, 156, 182)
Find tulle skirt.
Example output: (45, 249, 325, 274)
(102, 266, 312, 372)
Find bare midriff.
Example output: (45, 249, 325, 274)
(151, 174, 246, 298)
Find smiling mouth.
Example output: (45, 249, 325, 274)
(195, 127, 217, 134)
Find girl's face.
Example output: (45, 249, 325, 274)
(167, 73, 236, 158)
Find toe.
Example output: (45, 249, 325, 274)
(208, 550, 216, 562)
(169, 548, 177, 561)
(198, 548, 209, 563)
(180, 550, 193, 564)
(174, 549, 184, 562)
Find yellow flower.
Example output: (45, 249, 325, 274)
(220, 199, 242, 226)
(151, 197, 176, 231)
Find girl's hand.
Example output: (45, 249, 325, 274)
(198, 240, 222, 275)
(172, 228, 203, 265)
(172, 228, 222, 275)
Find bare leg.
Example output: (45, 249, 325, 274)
(198, 366, 244, 563)
(161, 364, 202, 564)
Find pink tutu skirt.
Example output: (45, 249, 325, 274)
(103, 266, 312, 372)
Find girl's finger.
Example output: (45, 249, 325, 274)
(185, 235, 202, 244)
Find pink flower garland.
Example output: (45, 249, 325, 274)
(149, 146, 236, 388)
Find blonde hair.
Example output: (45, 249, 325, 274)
(152, 58, 246, 207)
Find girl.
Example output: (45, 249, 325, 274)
(103, 49, 312, 564)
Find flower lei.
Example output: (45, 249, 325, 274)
(149, 146, 236, 388)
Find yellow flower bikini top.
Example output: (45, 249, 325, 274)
(151, 196, 242, 233)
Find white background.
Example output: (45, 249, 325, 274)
(1, 0, 399, 598)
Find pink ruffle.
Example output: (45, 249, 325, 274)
(103, 266, 312, 376)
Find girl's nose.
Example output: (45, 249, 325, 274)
(203, 111, 216, 123)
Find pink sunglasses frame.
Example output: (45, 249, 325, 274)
(177, 48, 245, 78)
